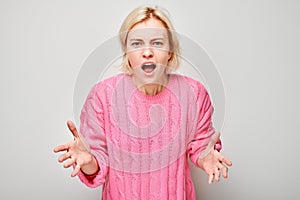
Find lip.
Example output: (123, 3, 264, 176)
(141, 62, 156, 73)
(141, 61, 156, 66)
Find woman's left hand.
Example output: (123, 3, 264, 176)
(197, 132, 232, 184)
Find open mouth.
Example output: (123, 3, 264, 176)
(141, 64, 156, 73)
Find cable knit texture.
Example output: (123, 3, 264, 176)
(77, 73, 222, 200)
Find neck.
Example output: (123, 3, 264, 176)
(140, 84, 165, 96)
(131, 74, 169, 96)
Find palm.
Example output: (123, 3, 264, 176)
(54, 121, 93, 177)
(197, 132, 232, 184)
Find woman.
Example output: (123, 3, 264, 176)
(54, 5, 232, 200)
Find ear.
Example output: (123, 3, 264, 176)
(125, 55, 134, 75)
(168, 52, 173, 61)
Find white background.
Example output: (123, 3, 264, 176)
(0, 0, 299, 199)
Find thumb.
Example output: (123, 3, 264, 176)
(67, 120, 79, 138)
(67, 120, 91, 152)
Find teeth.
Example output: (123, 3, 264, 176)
(141, 64, 156, 72)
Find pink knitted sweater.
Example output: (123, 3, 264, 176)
(77, 73, 221, 200)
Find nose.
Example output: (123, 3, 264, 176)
(142, 47, 153, 59)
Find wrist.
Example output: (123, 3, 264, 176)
(81, 153, 99, 176)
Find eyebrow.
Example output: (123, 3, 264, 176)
(150, 37, 165, 41)
(128, 38, 143, 42)
(128, 37, 165, 42)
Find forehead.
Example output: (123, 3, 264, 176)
(132, 18, 166, 30)
(127, 18, 169, 40)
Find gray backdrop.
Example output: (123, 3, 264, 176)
(1, 0, 299, 199)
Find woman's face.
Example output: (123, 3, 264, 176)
(126, 18, 172, 87)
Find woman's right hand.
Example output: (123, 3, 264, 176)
(53, 120, 99, 177)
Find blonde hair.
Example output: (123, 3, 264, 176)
(119, 5, 181, 74)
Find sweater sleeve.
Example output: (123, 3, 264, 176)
(76, 83, 109, 188)
(187, 82, 222, 167)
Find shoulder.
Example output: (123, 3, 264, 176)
(92, 73, 127, 91)
(86, 73, 127, 101)
(95, 73, 126, 87)
(169, 74, 208, 95)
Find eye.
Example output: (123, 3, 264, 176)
(131, 41, 143, 47)
(152, 41, 163, 47)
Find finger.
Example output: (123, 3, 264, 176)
(71, 163, 81, 177)
(64, 157, 76, 168)
(214, 150, 232, 167)
(208, 173, 214, 184)
(58, 152, 71, 163)
(67, 120, 80, 138)
(219, 155, 233, 167)
(214, 168, 220, 182)
(218, 162, 228, 178)
(53, 144, 69, 153)
(223, 157, 233, 167)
